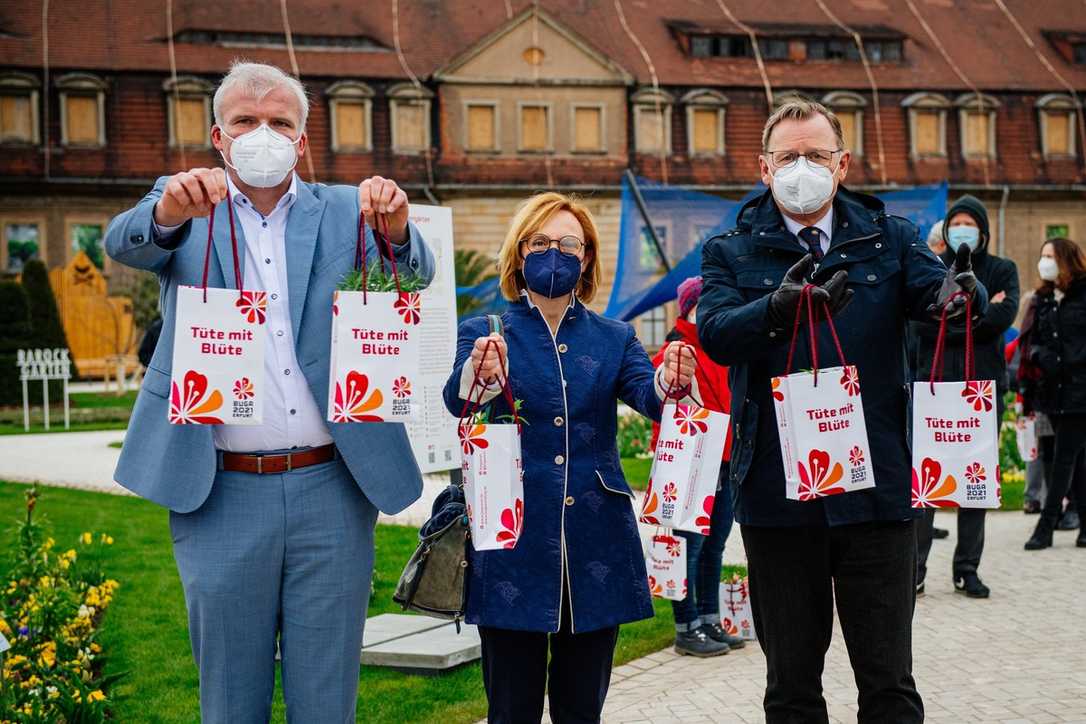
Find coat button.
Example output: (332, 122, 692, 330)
(555, 454, 565, 465)
(769, 331, 777, 338)
(867, 274, 877, 282)
(565, 496, 575, 506)
(875, 242, 883, 249)
(842, 221, 849, 228)
(763, 278, 773, 286)
(554, 416, 564, 427)
(558, 343, 568, 353)
(840, 253, 847, 258)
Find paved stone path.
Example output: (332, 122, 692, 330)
(600, 511, 1086, 723)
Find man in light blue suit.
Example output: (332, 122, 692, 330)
(105, 61, 434, 722)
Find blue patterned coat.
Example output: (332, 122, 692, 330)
(443, 298, 661, 633)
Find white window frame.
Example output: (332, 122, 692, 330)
(0, 72, 41, 146)
(387, 82, 433, 156)
(822, 90, 866, 157)
(682, 89, 728, 157)
(569, 102, 607, 154)
(1036, 93, 1078, 159)
(56, 72, 107, 148)
(327, 80, 375, 153)
(163, 76, 213, 149)
(463, 100, 501, 153)
(955, 92, 1000, 161)
(516, 101, 554, 154)
(1, 214, 48, 272)
(902, 92, 950, 159)
(632, 88, 674, 154)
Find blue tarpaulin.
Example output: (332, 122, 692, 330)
(456, 277, 505, 321)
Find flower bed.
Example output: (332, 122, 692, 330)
(0, 486, 120, 722)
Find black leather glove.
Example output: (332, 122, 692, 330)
(768, 255, 853, 329)
(928, 243, 977, 320)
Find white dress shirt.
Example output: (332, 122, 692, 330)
(782, 207, 834, 256)
(157, 174, 333, 452)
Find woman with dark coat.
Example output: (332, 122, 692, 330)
(1021, 237, 1086, 550)
(443, 192, 697, 723)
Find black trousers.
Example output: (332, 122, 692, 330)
(915, 507, 987, 584)
(477, 608, 619, 724)
(1042, 414, 1086, 523)
(742, 521, 924, 724)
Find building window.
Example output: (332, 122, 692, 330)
(465, 102, 498, 152)
(518, 103, 551, 152)
(1046, 223, 1070, 240)
(56, 73, 107, 148)
(638, 224, 668, 272)
(956, 93, 999, 160)
(691, 36, 713, 58)
(638, 306, 669, 349)
(327, 81, 374, 153)
(632, 88, 674, 154)
(163, 76, 213, 148)
(902, 92, 950, 159)
(683, 89, 727, 157)
(0, 73, 40, 145)
(1036, 94, 1078, 159)
(571, 104, 604, 153)
(1074, 43, 1086, 65)
(2, 221, 43, 273)
(69, 221, 106, 270)
(822, 91, 866, 156)
(388, 83, 433, 155)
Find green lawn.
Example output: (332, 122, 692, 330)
(71, 390, 139, 409)
(0, 481, 726, 723)
(0, 391, 135, 435)
(620, 457, 653, 491)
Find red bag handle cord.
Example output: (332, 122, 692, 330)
(200, 194, 243, 303)
(354, 212, 369, 305)
(661, 342, 702, 406)
(457, 338, 520, 429)
(784, 285, 850, 384)
(376, 213, 403, 296)
(928, 291, 974, 394)
(353, 213, 405, 303)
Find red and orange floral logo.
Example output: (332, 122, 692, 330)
(797, 449, 846, 500)
(673, 404, 710, 436)
(459, 423, 489, 455)
(233, 377, 254, 400)
(648, 575, 663, 596)
(639, 478, 661, 525)
(665, 537, 682, 557)
(331, 371, 384, 422)
(694, 495, 715, 534)
(662, 481, 679, 503)
(169, 370, 224, 425)
(849, 445, 865, 466)
(911, 457, 959, 508)
(962, 381, 994, 412)
(235, 290, 268, 324)
(965, 462, 986, 485)
(772, 377, 784, 402)
(496, 498, 524, 549)
(393, 292, 422, 325)
(839, 366, 861, 397)
(392, 376, 412, 399)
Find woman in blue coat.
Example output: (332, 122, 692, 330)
(443, 192, 695, 724)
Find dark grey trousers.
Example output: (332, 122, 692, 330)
(915, 507, 987, 584)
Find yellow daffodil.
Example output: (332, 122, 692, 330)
(88, 689, 106, 703)
(0, 618, 10, 636)
(37, 641, 56, 668)
(80, 532, 93, 545)
(99, 534, 114, 545)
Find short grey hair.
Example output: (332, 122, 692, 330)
(213, 61, 309, 128)
(762, 96, 845, 152)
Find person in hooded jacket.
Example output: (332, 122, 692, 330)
(912, 196, 1019, 598)
(1020, 237, 1086, 550)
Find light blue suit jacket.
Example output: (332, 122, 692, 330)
(105, 176, 435, 514)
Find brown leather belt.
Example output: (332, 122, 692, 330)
(218, 444, 339, 475)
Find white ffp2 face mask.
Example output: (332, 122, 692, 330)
(1038, 257, 1059, 282)
(770, 157, 837, 215)
(220, 124, 300, 188)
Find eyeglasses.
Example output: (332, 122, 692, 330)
(765, 149, 842, 169)
(520, 233, 586, 256)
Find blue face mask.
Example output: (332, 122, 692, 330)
(522, 248, 582, 299)
(947, 225, 980, 252)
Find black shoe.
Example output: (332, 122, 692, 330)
(1024, 500, 1041, 514)
(699, 622, 745, 649)
(954, 574, 990, 598)
(1077, 528, 1086, 548)
(1058, 510, 1081, 531)
(916, 581, 925, 597)
(1025, 517, 1055, 550)
(932, 526, 950, 539)
(674, 627, 729, 657)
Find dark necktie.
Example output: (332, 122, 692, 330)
(798, 226, 823, 262)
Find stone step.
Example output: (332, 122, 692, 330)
(361, 613, 481, 675)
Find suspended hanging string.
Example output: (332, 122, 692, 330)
(904, 0, 991, 187)
(531, 0, 554, 187)
(714, 0, 773, 111)
(992, 0, 1086, 176)
(279, 0, 317, 183)
(392, 0, 436, 193)
(41, 0, 50, 179)
(166, 0, 187, 170)
(812, 0, 888, 185)
(614, 0, 668, 184)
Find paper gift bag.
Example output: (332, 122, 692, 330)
(911, 293, 1001, 509)
(639, 402, 728, 534)
(646, 533, 687, 601)
(1016, 415, 1038, 462)
(458, 339, 525, 551)
(170, 200, 266, 425)
(327, 216, 421, 423)
(772, 287, 876, 500)
(720, 575, 756, 641)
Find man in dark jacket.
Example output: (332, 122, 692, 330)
(698, 97, 985, 724)
(912, 196, 1019, 599)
